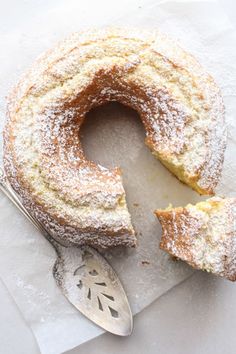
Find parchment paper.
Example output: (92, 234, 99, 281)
(0, 0, 235, 353)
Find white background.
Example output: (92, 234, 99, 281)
(0, 0, 235, 353)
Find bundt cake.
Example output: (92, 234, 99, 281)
(4, 28, 226, 247)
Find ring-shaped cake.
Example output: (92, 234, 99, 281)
(4, 28, 226, 247)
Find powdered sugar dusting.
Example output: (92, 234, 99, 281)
(4, 28, 225, 247)
(157, 197, 236, 281)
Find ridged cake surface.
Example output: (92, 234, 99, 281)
(4, 28, 226, 247)
(156, 197, 236, 281)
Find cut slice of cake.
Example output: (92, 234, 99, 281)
(155, 197, 236, 281)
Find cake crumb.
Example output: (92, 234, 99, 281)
(141, 260, 150, 265)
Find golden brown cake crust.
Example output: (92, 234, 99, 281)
(4, 28, 226, 247)
(155, 197, 236, 281)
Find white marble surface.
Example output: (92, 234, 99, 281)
(0, 0, 236, 353)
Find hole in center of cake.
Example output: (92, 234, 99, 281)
(80, 102, 197, 251)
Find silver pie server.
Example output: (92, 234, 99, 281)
(0, 167, 133, 336)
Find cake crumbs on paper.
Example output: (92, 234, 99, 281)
(141, 260, 150, 265)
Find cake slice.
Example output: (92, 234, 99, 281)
(155, 197, 236, 281)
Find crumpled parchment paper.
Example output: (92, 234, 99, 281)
(0, 0, 235, 353)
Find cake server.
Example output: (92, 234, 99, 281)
(0, 167, 133, 336)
